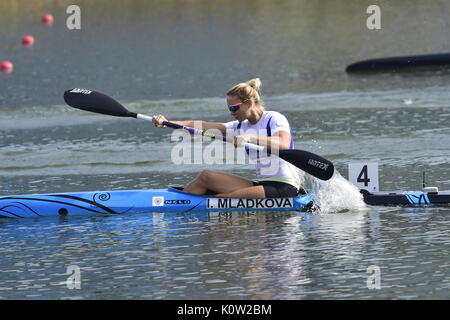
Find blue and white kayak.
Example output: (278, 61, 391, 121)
(0, 187, 314, 218)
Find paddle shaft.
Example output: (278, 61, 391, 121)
(132, 113, 264, 151)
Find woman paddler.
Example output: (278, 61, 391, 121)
(152, 78, 303, 198)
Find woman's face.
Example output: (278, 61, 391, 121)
(227, 95, 250, 122)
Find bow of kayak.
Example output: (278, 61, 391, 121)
(0, 188, 314, 218)
(361, 189, 450, 206)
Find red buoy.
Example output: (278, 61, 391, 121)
(41, 13, 54, 26)
(22, 35, 35, 47)
(0, 61, 14, 74)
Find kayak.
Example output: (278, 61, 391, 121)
(346, 52, 450, 73)
(0, 187, 314, 218)
(361, 189, 450, 206)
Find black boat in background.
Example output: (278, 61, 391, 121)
(346, 52, 450, 73)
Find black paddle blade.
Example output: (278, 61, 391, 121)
(279, 149, 334, 181)
(64, 88, 133, 117)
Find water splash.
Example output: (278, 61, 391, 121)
(303, 171, 368, 214)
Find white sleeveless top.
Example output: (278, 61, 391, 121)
(224, 111, 302, 189)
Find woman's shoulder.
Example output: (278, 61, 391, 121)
(264, 110, 288, 121)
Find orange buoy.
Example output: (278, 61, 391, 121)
(41, 13, 54, 26)
(0, 61, 14, 74)
(22, 35, 35, 47)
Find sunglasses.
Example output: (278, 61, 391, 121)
(228, 99, 249, 112)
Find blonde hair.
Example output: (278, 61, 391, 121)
(227, 78, 265, 110)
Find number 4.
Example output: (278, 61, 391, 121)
(357, 165, 371, 187)
(348, 163, 379, 192)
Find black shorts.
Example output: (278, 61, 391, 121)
(252, 180, 300, 198)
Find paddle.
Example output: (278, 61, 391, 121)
(63, 88, 335, 180)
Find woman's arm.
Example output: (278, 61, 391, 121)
(234, 130, 292, 150)
(152, 115, 227, 136)
(176, 120, 227, 136)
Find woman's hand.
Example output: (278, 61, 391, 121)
(152, 115, 169, 128)
(234, 134, 257, 147)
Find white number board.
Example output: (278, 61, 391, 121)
(348, 163, 379, 192)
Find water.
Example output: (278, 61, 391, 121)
(1, 0, 450, 300)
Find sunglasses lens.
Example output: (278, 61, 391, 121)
(228, 102, 242, 112)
